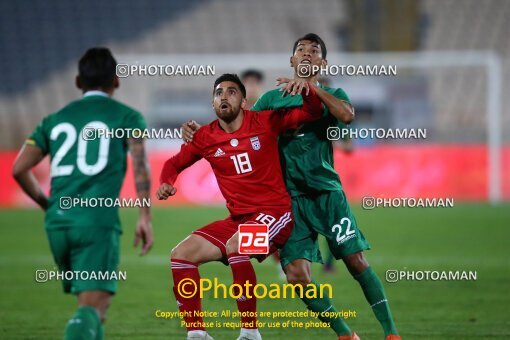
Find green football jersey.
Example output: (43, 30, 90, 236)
(27, 92, 146, 230)
(252, 84, 350, 197)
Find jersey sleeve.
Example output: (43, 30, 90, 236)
(333, 87, 351, 104)
(26, 117, 49, 154)
(252, 91, 271, 111)
(160, 138, 203, 185)
(324, 87, 352, 118)
(263, 86, 323, 134)
(124, 109, 147, 131)
(330, 88, 353, 132)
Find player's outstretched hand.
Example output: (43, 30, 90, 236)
(276, 77, 310, 97)
(157, 183, 177, 200)
(134, 214, 153, 256)
(181, 120, 201, 143)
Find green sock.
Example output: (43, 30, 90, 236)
(64, 306, 101, 340)
(96, 323, 104, 340)
(354, 267, 398, 336)
(299, 280, 352, 336)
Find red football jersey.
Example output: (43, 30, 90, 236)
(160, 88, 322, 217)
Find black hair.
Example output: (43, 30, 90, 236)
(78, 47, 117, 90)
(213, 73, 246, 98)
(292, 33, 327, 59)
(241, 69, 264, 82)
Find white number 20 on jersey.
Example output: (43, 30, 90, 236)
(230, 152, 252, 174)
(50, 121, 109, 177)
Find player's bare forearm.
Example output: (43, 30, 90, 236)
(310, 83, 354, 124)
(128, 137, 153, 255)
(12, 144, 48, 210)
(13, 171, 48, 210)
(128, 137, 151, 218)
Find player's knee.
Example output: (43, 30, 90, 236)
(225, 239, 237, 255)
(78, 292, 112, 323)
(285, 266, 312, 286)
(170, 244, 189, 261)
(225, 234, 239, 255)
(99, 295, 113, 322)
(343, 252, 369, 275)
(95, 299, 111, 323)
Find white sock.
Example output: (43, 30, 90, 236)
(240, 328, 260, 337)
(188, 330, 207, 337)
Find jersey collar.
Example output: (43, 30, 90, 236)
(83, 90, 109, 98)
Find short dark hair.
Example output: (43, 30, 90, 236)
(78, 47, 117, 90)
(241, 69, 264, 82)
(213, 73, 246, 98)
(292, 33, 327, 59)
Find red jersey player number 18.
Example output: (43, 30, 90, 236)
(157, 74, 322, 340)
(159, 77, 322, 219)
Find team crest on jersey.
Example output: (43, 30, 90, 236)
(250, 136, 261, 150)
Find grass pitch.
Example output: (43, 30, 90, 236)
(1, 204, 509, 339)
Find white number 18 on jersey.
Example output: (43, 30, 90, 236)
(230, 152, 252, 174)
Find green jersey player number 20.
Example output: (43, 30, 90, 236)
(12, 47, 153, 340)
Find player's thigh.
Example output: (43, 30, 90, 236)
(68, 227, 121, 295)
(45, 228, 72, 293)
(320, 191, 371, 259)
(190, 217, 240, 261)
(279, 196, 322, 269)
(244, 209, 294, 262)
(171, 234, 223, 264)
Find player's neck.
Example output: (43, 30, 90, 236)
(219, 109, 245, 133)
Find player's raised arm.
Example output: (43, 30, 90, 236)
(127, 137, 153, 255)
(157, 140, 203, 200)
(12, 144, 48, 210)
(268, 78, 323, 132)
(310, 82, 354, 124)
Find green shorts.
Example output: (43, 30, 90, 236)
(280, 190, 370, 268)
(45, 227, 121, 294)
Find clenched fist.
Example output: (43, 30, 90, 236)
(157, 183, 177, 200)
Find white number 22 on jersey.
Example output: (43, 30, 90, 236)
(50, 121, 110, 177)
(230, 152, 252, 174)
(331, 217, 355, 244)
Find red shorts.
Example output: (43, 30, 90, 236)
(192, 208, 293, 262)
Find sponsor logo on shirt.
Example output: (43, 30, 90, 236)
(214, 148, 225, 157)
